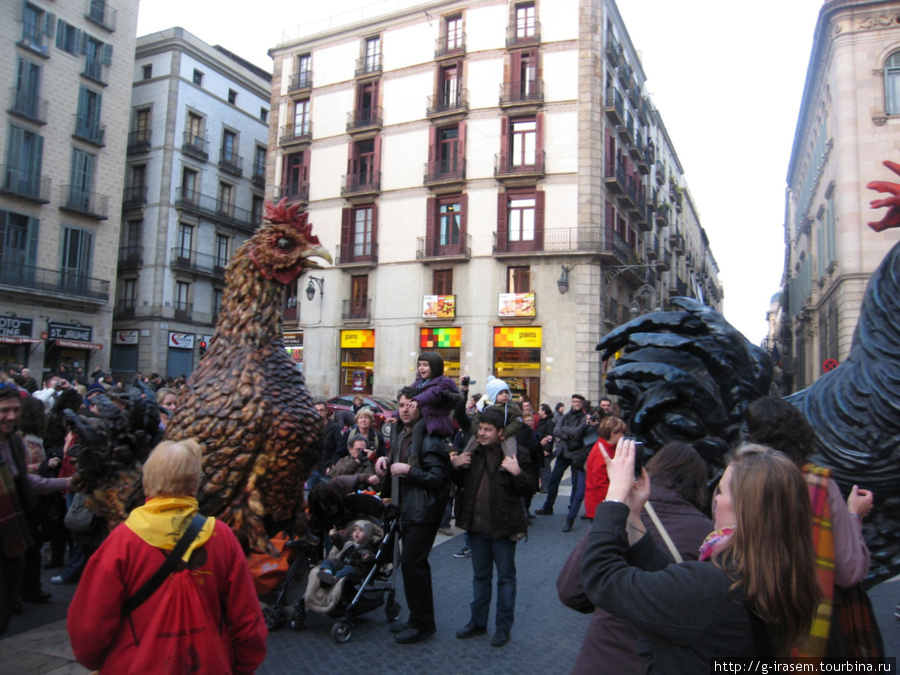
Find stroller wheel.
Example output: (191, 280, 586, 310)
(332, 621, 352, 643)
(263, 605, 285, 631)
(290, 604, 306, 631)
(385, 602, 402, 622)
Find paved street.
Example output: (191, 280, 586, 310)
(4, 481, 900, 674)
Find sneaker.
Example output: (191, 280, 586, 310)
(453, 546, 472, 559)
(50, 575, 65, 585)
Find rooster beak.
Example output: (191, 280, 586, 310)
(302, 244, 333, 269)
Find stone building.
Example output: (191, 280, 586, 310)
(780, 0, 900, 393)
(267, 0, 722, 403)
(0, 0, 138, 377)
(110, 28, 271, 379)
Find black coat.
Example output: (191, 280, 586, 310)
(382, 418, 450, 525)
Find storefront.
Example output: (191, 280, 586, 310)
(340, 329, 374, 395)
(419, 327, 461, 381)
(0, 317, 41, 370)
(46, 321, 103, 375)
(493, 326, 541, 404)
(166, 332, 195, 378)
(110, 330, 140, 378)
(284, 331, 304, 372)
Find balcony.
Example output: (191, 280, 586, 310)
(273, 181, 309, 204)
(174, 301, 193, 322)
(288, 70, 312, 92)
(218, 152, 243, 177)
(618, 174, 637, 209)
(506, 21, 541, 47)
(673, 233, 685, 254)
(182, 132, 209, 161)
(342, 298, 371, 321)
(638, 97, 650, 126)
(618, 60, 633, 86)
(83, 57, 107, 85)
(61, 185, 109, 220)
(279, 122, 312, 146)
(494, 151, 545, 181)
(19, 24, 48, 57)
(604, 158, 627, 194)
(628, 130, 642, 161)
(655, 160, 666, 185)
(424, 158, 466, 186)
(122, 184, 148, 208)
(645, 236, 659, 261)
(127, 129, 151, 153)
(341, 170, 381, 196)
(637, 146, 652, 175)
(657, 249, 671, 271)
(355, 54, 382, 78)
(73, 115, 106, 146)
(605, 30, 621, 66)
(117, 245, 143, 267)
(604, 296, 625, 326)
(499, 80, 543, 107)
(417, 233, 471, 262)
(251, 161, 266, 188)
(114, 298, 135, 318)
(616, 111, 634, 143)
(627, 80, 641, 107)
(635, 198, 651, 233)
(0, 166, 50, 203)
(8, 87, 47, 124)
(174, 188, 257, 231)
(492, 226, 634, 264)
(435, 35, 466, 59)
(654, 204, 670, 229)
(335, 242, 378, 267)
(346, 107, 383, 133)
(426, 89, 468, 117)
(85, 0, 117, 32)
(0, 263, 109, 302)
(170, 248, 227, 278)
(604, 87, 624, 125)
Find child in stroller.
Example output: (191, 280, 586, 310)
(317, 520, 380, 586)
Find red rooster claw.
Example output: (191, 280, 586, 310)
(866, 161, 900, 231)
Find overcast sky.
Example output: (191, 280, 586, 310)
(137, 0, 827, 344)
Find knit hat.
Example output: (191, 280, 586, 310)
(352, 520, 374, 540)
(485, 376, 510, 404)
(86, 382, 105, 398)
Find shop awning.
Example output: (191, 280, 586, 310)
(0, 336, 42, 345)
(53, 340, 103, 350)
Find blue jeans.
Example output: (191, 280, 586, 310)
(320, 559, 358, 580)
(306, 470, 329, 491)
(566, 467, 585, 520)
(468, 532, 518, 632)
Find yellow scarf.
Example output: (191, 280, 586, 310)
(125, 497, 215, 562)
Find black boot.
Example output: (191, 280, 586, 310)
(562, 519, 574, 533)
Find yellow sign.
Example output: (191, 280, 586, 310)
(341, 329, 375, 348)
(341, 361, 375, 368)
(493, 326, 542, 348)
(495, 362, 541, 370)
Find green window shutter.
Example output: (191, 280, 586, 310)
(101, 43, 113, 66)
(27, 216, 39, 266)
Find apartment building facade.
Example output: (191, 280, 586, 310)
(781, 0, 900, 393)
(0, 0, 138, 376)
(110, 28, 271, 379)
(267, 0, 722, 404)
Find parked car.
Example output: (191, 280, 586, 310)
(325, 395, 398, 437)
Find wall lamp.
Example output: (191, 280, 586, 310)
(557, 265, 573, 295)
(306, 276, 324, 301)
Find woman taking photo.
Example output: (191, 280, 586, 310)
(582, 441, 821, 668)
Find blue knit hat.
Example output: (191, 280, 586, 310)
(485, 376, 510, 403)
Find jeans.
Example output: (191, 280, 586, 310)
(541, 454, 572, 510)
(320, 559, 359, 580)
(468, 532, 517, 632)
(566, 467, 586, 520)
(306, 470, 329, 491)
(400, 522, 439, 631)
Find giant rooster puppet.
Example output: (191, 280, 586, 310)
(597, 159, 900, 581)
(66, 199, 331, 554)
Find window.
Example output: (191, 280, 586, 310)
(0, 210, 39, 282)
(438, 199, 462, 246)
(354, 81, 379, 126)
(509, 197, 535, 242)
(56, 20, 80, 55)
(133, 107, 151, 144)
(175, 281, 191, 313)
(123, 220, 141, 249)
(119, 278, 136, 309)
(514, 2, 536, 39)
(21, 3, 52, 54)
(350, 275, 369, 318)
(187, 112, 203, 144)
(75, 86, 103, 144)
(363, 36, 381, 73)
(88, 0, 110, 26)
(425, 194, 467, 257)
(181, 168, 198, 202)
(142, 64, 152, 80)
(887, 52, 900, 115)
(213, 288, 223, 319)
(282, 152, 308, 200)
(228, 89, 237, 105)
(353, 206, 373, 257)
(296, 53, 311, 89)
(193, 69, 203, 86)
(507, 266, 530, 293)
(68, 149, 95, 212)
(177, 223, 193, 258)
(260, 108, 268, 123)
(348, 139, 378, 189)
(221, 129, 237, 162)
(215, 234, 229, 268)
(497, 190, 544, 252)
(61, 227, 94, 291)
(251, 195, 264, 223)
(126, 164, 146, 203)
(5, 126, 44, 198)
(511, 119, 536, 166)
(218, 182, 234, 216)
(445, 15, 463, 50)
(130, 163, 146, 185)
(512, 49, 538, 98)
(253, 146, 266, 180)
(83, 35, 112, 83)
(438, 127, 459, 173)
(439, 64, 461, 109)
(293, 99, 310, 137)
(13, 58, 41, 121)
(433, 269, 453, 295)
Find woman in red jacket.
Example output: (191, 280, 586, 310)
(583, 416, 626, 519)
(67, 439, 267, 674)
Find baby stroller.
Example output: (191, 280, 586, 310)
(251, 532, 319, 632)
(304, 492, 402, 643)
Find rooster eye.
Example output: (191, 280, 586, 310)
(276, 237, 292, 250)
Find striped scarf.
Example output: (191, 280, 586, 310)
(792, 463, 835, 658)
(0, 445, 33, 558)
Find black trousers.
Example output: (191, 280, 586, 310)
(400, 522, 439, 631)
(0, 553, 25, 636)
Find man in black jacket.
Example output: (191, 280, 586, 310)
(375, 386, 450, 644)
(308, 400, 341, 490)
(535, 394, 588, 516)
(451, 408, 532, 647)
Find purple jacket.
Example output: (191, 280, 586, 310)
(412, 374, 459, 437)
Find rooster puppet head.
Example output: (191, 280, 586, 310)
(248, 198, 332, 285)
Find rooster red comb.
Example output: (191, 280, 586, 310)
(264, 198, 322, 245)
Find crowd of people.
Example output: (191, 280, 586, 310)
(0, 354, 886, 671)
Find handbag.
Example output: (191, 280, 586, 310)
(64, 492, 98, 534)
